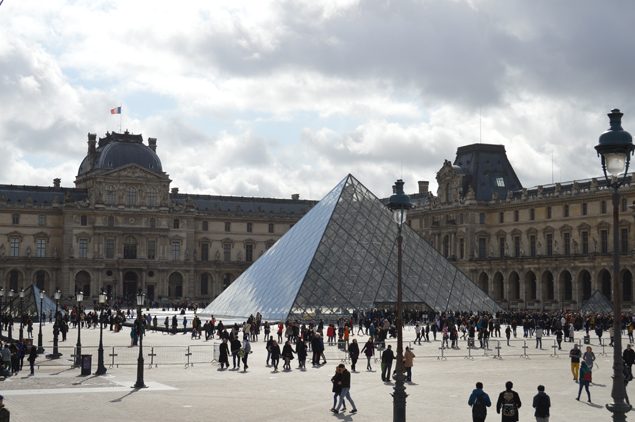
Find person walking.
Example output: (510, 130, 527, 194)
(218, 339, 229, 370)
(569, 344, 581, 382)
(532, 385, 550, 422)
(468, 381, 492, 422)
(296, 339, 307, 370)
(624, 344, 635, 374)
(535, 325, 543, 349)
(348, 338, 360, 372)
(505, 326, 512, 346)
(496, 381, 522, 422)
(332, 364, 357, 414)
(270, 340, 281, 372)
(241, 338, 251, 372)
(404, 346, 415, 383)
(330, 366, 345, 413)
(27, 344, 37, 376)
(381, 344, 395, 382)
(582, 346, 596, 370)
(361, 337, 374, 371)
(577, 361, 592, 402)
(230, 337, 242, 370)
(0, 395, 9, 422)
(282, 340, 295, 371)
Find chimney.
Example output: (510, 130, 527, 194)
(53, 178, 61, 188)
(418, 180, 429, 194)
(148, 137, 157, 152)
(291, 194, 299, 200)
(87, 133, 97, 154)
(171, 187, 179, 194)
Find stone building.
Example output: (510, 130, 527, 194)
(410, 143, 635, 311)
(0, 131, 314, 304)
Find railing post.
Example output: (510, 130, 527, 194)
(437, 345, 446, 360)
(520, 340, 529, 359)
(109, 346, 118, 368)
(493, 340, 502, 360)
(550, 340, 559, 358)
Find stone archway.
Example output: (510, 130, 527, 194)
(493, 272, 504, 300)
(559, 270, 573, 302)
(169, 272, 184, 298)
(123, 271, 138, 301)
(578, 270, 592, 302)
(599, 269, 611, 298)
(509, 271, 520, 301)
(623, 269, 633, 302)
(75, 270, 91, 296)
(478, 272, 489, 294)
(33, 270, 50, 292)
(524, 271, 537, 302)
(7, 269, 23, 292)
(541, 271, 554, 302)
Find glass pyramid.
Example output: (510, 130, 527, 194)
(201, 175, 501, 321)
(1, 284, 63, 319)
(580, 290, 613, 314)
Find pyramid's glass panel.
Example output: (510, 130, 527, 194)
(581, 290, 613, 314)
(200, 176, 348, 321)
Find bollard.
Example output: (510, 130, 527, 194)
(550, 340, 559, 358)
(185, 346, 193, 368)
(520, 340, 529, 359)
(148, 347, 157, 368)
(599, 339, 608, 357)
(437, 346, 447, 360)
(465, 344, 474, 360)
(493, 340, 502, 360)
(109, 346, 118, 368)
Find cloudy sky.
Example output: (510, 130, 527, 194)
(1, 0, 634, 200)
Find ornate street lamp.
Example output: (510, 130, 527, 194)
(37, 290, 45, 353)
(133, 290, 147, 389)
(8, 289, 14, 340)
(18, 288, 24, 341)
(50, 289, 62, 358)
(0, 288, 4, 338)
(596, 109, 635, 422)
(75, 291, 83, 367)
(387, 179, 413, 422)
(95, 291, 107, 375)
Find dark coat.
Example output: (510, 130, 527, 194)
(381, 348, 395, 364)
(348, 342, 360, 359)
(296, 341, 307, 359)
(270, 344, 281, 359)
(496, 389, 522, 422)
(532, 391, 550, 417)
(28, 346, 37, 363)
(219, 342, 229, 364)
(282, 344, 295, 360)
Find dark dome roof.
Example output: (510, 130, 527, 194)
(78, 131, 163, 176)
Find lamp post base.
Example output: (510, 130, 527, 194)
(606, 402, 632, 422)
(95, 366, 107, 376)
(37, 333, 44, 354)
(132, 382, 147, 389)
(45, 352, 62, 359)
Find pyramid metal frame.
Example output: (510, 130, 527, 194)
(580, 290, 613, 314)
(202, 174, 501, 321)
(1, 284, 62, 319)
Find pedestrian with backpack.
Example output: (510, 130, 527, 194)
(496, 381, 522, 422)
(468, 381, 492, 422)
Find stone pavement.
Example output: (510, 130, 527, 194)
(3, 314, 630, 421)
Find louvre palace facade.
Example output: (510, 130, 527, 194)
(0, 132, 314, 304)
(408, 143, 635, 311)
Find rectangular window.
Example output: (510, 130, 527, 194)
(80, 215, 87, 226)
(245, 244, 253, 262)
(582, 203, 588, 216)
(564, 205, 569, 217)
(622, 198, 628, 212)
(546, 206, 552, 219)
(268, 223, 275, 233)
(11, 214, 19, 225)
(9, 238, 19, 257)
(581, 231, 589, 255)
(563, 232, 571, 256)
(149, 218, 156, 229)
(147, 240, 156, 260)
(622, 228, 629, 255)
(225, 222, 231, 232)
(36, 239, 46, 257)
(499, 212, 504, 224)
(514, 210, 519, 222)
(459, 214, 464, 225)
(38, 215, 46, 226)
(200, 277, 209, 295)
(202, 221, 208, 231)
(108, 216, 115, 227)
(459, 238, 465, 259)
(247, 222, 253, 233)
(601, 230, 609, 254)
(530, 235, 536, 257)
(223, 243, 231, 262)
(105, 239, 115, 259)
(171, 241, 180, 260)
(546, 233, 553, 256)
(496, 177, 505, 187)
(499, 237, 505, 257)
(147, 191, 157, 207)
(201, 243, 209, 261)
(127, 189, 137, 207)
(601, 200, 607, 214)
(79, 239, 88, 258)
(106, 190, 115, 205)
(529, 208, 535, 221)
(478, 238, 487, 258)
(514, 236, 520, 257)
(173, 219, 179, 229)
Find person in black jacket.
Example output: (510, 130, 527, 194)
(296, 340, 307, 370)
(532, 385, 550, 421)
(348, 339, 360, 372)
(230, 337, 242, 370)
(381, 345, 395, 382)
(270, 340, 281, 372)
(496, 381, 522, 422)
(624, 344, 635, 373)
(282, 340, 295, 371)
(332, 364, 357, 414)
(218, 339, 229, 370)
(28, 345, 37, 376)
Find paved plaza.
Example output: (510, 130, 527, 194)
(2, 312, 630, 421)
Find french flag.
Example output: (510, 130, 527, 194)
(110, 106, 122, 114)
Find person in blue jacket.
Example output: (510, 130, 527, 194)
(468, 381, 492, 422)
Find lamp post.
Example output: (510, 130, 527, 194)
(18, 288, 24, 341)
(51, 290, 61, 358)
(387, 179, 413, 422)
(595, 109, 635, 422)
(95, 291, 107, 375)
(75, 291, 83, 367)
(37, 290, 45, 353)
(0, 288, 4, 338)
(8, 289, 14, 340)
(133, 290, 147, 389)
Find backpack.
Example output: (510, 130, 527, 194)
(472, 395, 487, 419)
(501, 391, 517, 417)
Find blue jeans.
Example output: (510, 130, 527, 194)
(336, 388, 356, 411)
